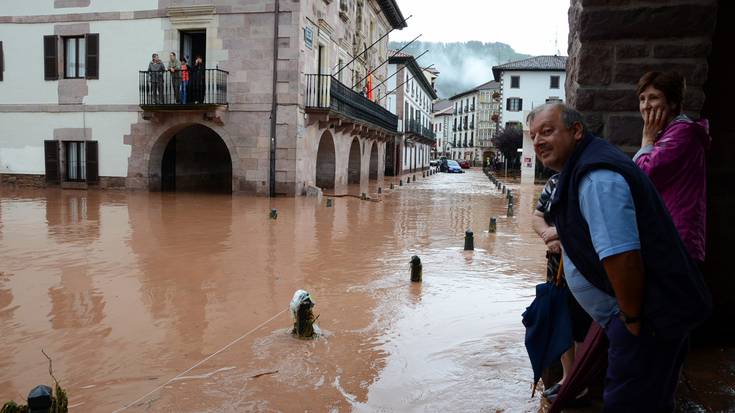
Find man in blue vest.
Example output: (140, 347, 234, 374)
(527, 103, 711, 411)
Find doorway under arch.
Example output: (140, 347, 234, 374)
(316, 131, 336, 189)
(369, 142, 379, 180)
(348, 138, 361, 185)
(160, 124, 232, 193)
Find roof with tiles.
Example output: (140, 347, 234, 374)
(492, 55, 567, 81)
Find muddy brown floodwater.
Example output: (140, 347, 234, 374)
(0, 171, 572, 411)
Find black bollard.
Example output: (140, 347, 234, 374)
(413, 174, 416, 181)
(399, 179, 403, 186)
(422, 171, 425, 178)
(502, 185, 506, 194)
(507, 189, 512, 199)
(270, 208, 278, 219)
(361, 192, 367, 200)
(507, 202, 514, 217)
(378, 187, 382, 194)
(489, 217, 497, 233)
(390, 183, 395, 190)
(326, 198, 333, 207)
(464, 229, 474, 251)
(27, 385, 52, 413)
(410, 255, 422, 282)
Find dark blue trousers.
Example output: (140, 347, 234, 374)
(603, 317, 689, 412)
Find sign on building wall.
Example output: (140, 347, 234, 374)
(304, 27, 313, 49)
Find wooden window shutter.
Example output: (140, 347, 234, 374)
(44, 140, 60, 184)
(85, 141, 99, 183)
(43, 35, 58, 80)
(0, 41, 4, 81)
(519, 98, 523, 111)
(85, 33, 99, 79)
(506, 98, 510, 111)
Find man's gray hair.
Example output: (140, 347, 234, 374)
(526, 103, 587, 134)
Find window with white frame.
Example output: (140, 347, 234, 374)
(506, 97, 522, 112)
(64, 36, 86, 78)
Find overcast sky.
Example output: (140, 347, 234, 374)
(389, 0, 571, 56)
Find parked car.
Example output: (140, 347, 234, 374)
(446, 160, 464, 173)
(429, 159, 440, 167)
(458, 160, 471, 169)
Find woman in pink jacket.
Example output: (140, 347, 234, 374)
(634, 71, 710, 266)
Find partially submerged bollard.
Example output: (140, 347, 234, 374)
(489, 217, 497, 233)
(390, 183, 395, 190)
(290, 290, 319, 339)
(507, 202, 514, 217)
(361, 192, 367, 200)
(422, 171, 425, 178)
(399, 179, 403, 186)
(270, 208, 278, 219)
(410, 255, 422, 282)
(378, 187, 382, 194)
(413, 174, 416, 181)
(326, 198, 333, 207)
(464, 229, 474, 251)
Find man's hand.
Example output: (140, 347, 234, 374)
(642, 106, 668, 147)
(540, 226, 559, 244)
(546, 239, 561, 254)
(603, 251, 646, 338)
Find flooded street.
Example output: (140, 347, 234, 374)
(1, 170, 551, 411)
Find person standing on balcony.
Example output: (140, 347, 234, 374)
(147, 53, 165, 104)
(191, 55, 205, 104)
(168, 52, 181, 104)
(179, 57, 189, 105)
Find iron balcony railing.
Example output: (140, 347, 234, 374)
(139, 68, 228, 107)
(405, 119, 436, 141)
(304, 74, 398, 132)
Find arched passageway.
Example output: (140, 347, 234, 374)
(316, 131, 336, 189)
(348, 138, 361, 184)
(369, 143, 379, 180)
(160, 124, 232, 193)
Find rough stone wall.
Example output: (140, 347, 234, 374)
(566, 0, 718, 152)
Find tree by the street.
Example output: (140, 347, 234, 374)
(491, 126, 523, 167)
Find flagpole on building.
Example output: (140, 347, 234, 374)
(332, 15, 413, 76)
(352, 34, 421, 90)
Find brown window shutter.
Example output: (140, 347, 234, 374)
(85, 141, 99, 183)
(519, 98, 523, 111)
(506, 98, 510, 111)
(0, 41, 4, 81)
(43, 35, 58, 80)
(44, 140, 60, 184)
(85, 33, 99, 79)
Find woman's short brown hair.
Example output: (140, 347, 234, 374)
(636, 71, 686, 113)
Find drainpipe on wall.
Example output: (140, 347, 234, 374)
(269, 0, 280, 197)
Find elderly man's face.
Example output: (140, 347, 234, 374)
(529, 107, 584, 171)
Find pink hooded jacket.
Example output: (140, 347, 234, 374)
(634, 115, 710, 262)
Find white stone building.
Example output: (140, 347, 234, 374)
(491, 55, 567, 130)
(431, 99, 452, 159)
(384, 50, 437, 176)
(0, 0, 407, 196)
(447, 80, 500, 164)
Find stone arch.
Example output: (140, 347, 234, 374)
(316, 130, 336, 189)
(347, 137, 361, 185)
(146, 122, 235, 193)
(369, 141, 379, 180)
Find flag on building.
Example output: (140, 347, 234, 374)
(366, 72, 374, 100)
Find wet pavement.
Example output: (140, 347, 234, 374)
(0, 170, 732, 412)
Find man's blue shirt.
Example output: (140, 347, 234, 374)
(562, 169, 640, 327)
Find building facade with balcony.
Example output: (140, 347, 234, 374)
(0, 0, 406, 196)
(448, 80, 499, 164)
(384, 50, 437, 176)
(491, 55, 567, 131)
(431, 99, 453, 159)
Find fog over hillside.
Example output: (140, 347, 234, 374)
(389, 40, 530, 99)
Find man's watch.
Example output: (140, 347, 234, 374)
(619, 311, 641, 324)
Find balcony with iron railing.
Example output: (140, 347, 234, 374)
(139, 68, 228, 109)
(405, 119, 436, 142)
(304, 74, 398, 133)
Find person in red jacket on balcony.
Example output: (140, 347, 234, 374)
(179, 57, 190, 104)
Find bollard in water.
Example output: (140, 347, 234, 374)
(361, 192, 367, 200)
(489, 217, 497, 233)
(422, 171, 425, 178)
(507, 189, 512, 199)
(399, 179, 403, 186)
(390, 183, 395, 190)
(407, 176, 411, 183)
(326, 198, 333, 207)
(502, 185, 506, 194)
(413, 174, 416, 181)
(410, 255, 422, 282)
(507, 202, 514, 217)
(464, 229, 474, 251)
(270, 208, 278, 219)
(378, 187, 382, 194)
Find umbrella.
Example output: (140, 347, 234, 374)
(548, 322, 608, 413)
(522, 261, 574, 395)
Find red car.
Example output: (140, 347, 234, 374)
(458, 160, 471, 169)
